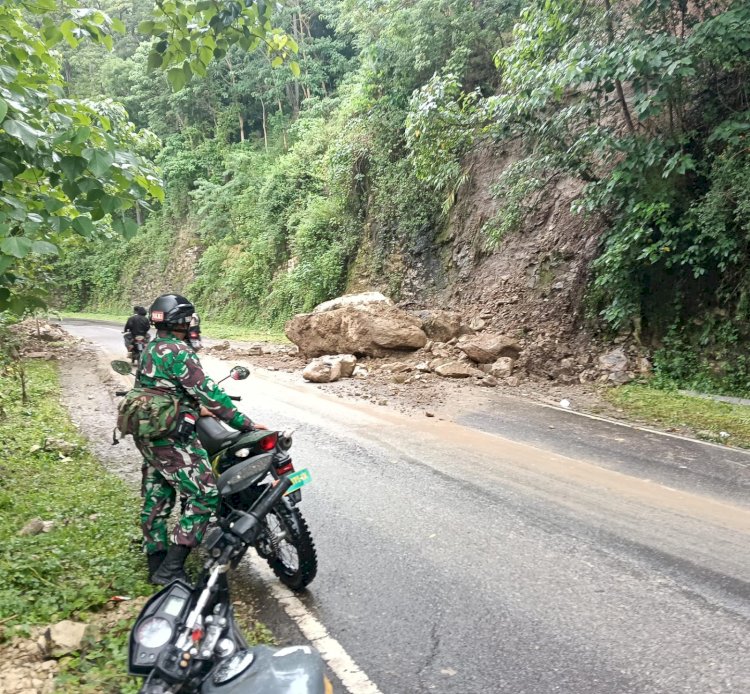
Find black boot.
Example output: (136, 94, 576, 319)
(151, 545, 191, 586)
(146, 550, 167, 581)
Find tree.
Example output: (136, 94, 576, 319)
(0, 0, 163, 313)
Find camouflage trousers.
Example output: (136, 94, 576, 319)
(135, 436, 219, 554)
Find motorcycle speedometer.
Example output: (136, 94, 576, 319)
(212, 650, 255, 684)
(135, 617, 173, 649)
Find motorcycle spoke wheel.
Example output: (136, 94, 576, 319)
(257, 506, 317, 591)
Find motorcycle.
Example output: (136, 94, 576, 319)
(110, 359, 324, 692)
(188, 327, 202, 351)
(124, 331, 149, 365)
(111, 360, 318, 591)
(129, 473, 331, 693)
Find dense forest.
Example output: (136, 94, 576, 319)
(2, 0, 750, 393)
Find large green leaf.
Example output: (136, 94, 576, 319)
(3, 119, 44, 148)
(167, 66, 188, 91)
(83, 149, 116, 176)
(0, 97, 7, 123)
(31, 240, 58, 256)
(1, 237, 33, 259)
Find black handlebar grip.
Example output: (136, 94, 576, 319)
(115, 390, 128, 396)
(251, 476, 292, 521)
(229, 395, 241, 401)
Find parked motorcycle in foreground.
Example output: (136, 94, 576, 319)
(110, 360, 324, 693)
(130, 474, 329, 693)
(111, 360, 318, 592)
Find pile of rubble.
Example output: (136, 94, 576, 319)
(285, 293, 650, 389)
(7, 319, 75, 360)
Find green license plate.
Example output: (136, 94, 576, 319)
(285, 468, 311, 494)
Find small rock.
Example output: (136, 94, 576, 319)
(425, 411, 435, 417)
(434, 361, 484, 379)
(352, 365, 369, 378)
(42, 620, 87, 657)
(415, 361, 430, 372)
(559, 399, 571, 408)
(607, 371, 634, 385)
(302, 358, 342, 383)
(490, 357, 515, 378)
(468, 316, 486, 331)
(636, 356, 652, 374)
(506, 376, 521, 387)
(19, 518, 45, 536)
(598, 347, 628, 372)
(480, 375, 498, 387)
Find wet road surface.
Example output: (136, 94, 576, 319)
(62, 319, 750, 694)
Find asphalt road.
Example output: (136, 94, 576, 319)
(62, 319, 750, 694)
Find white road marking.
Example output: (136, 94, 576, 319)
(536, 401, 750, 464)
(249, 558, 383, 694)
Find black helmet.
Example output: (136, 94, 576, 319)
(149, 294, 195, 329)
(134, 306, 147, 316)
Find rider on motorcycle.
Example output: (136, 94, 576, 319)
(123, 306, 150, 355)
(133, 293, 266, 585)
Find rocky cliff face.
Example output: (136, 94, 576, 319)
(352, 145, 607, 379)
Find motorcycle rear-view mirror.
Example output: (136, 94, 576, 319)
(230, 366, 250, 381)
(111, 360, 134, 375)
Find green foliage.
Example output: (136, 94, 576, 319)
(140, 0, 299, 91)
(604, 382, 750, 448)
(0, 361, 152, 627)
(0, 0, 163, 315)
(406, 0, 750, 367)
(54, 0, 524, 327)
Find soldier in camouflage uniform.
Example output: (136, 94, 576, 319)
(135, 293, 264, 585)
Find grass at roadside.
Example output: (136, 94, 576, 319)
(603, 383, 750, 448)
(57, 311, 288, 343)
(0, 360, 151, 691)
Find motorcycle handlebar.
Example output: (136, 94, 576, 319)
(228, 395, 241, 401)
(115, 390, 128, 397)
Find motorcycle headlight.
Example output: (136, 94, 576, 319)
(212, 650, 255, 684)
(134, 617, 173, 649)
(233, 448, 250, 459)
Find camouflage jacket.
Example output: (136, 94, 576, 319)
(137, 335, 253, 431)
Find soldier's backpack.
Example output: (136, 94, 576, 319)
(116, 387, 181, 440)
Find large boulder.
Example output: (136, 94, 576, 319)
(312, 292, 393, 314)
(416, 310, 463, 342)
(286, 303, 427, 357)
(457, 334, 522, 364)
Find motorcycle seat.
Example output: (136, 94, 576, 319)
(196, 417, 242, 456)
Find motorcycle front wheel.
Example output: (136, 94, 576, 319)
(255, 504, 317, 591)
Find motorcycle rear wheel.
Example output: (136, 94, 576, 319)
(256, 505, 317, 591)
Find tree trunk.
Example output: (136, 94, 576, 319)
(261, 98, 268, 152)
(278, 100, 287, 151)
(603, 0, 635, 135)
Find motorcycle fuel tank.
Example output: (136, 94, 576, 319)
(203, 644, 330, 694)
